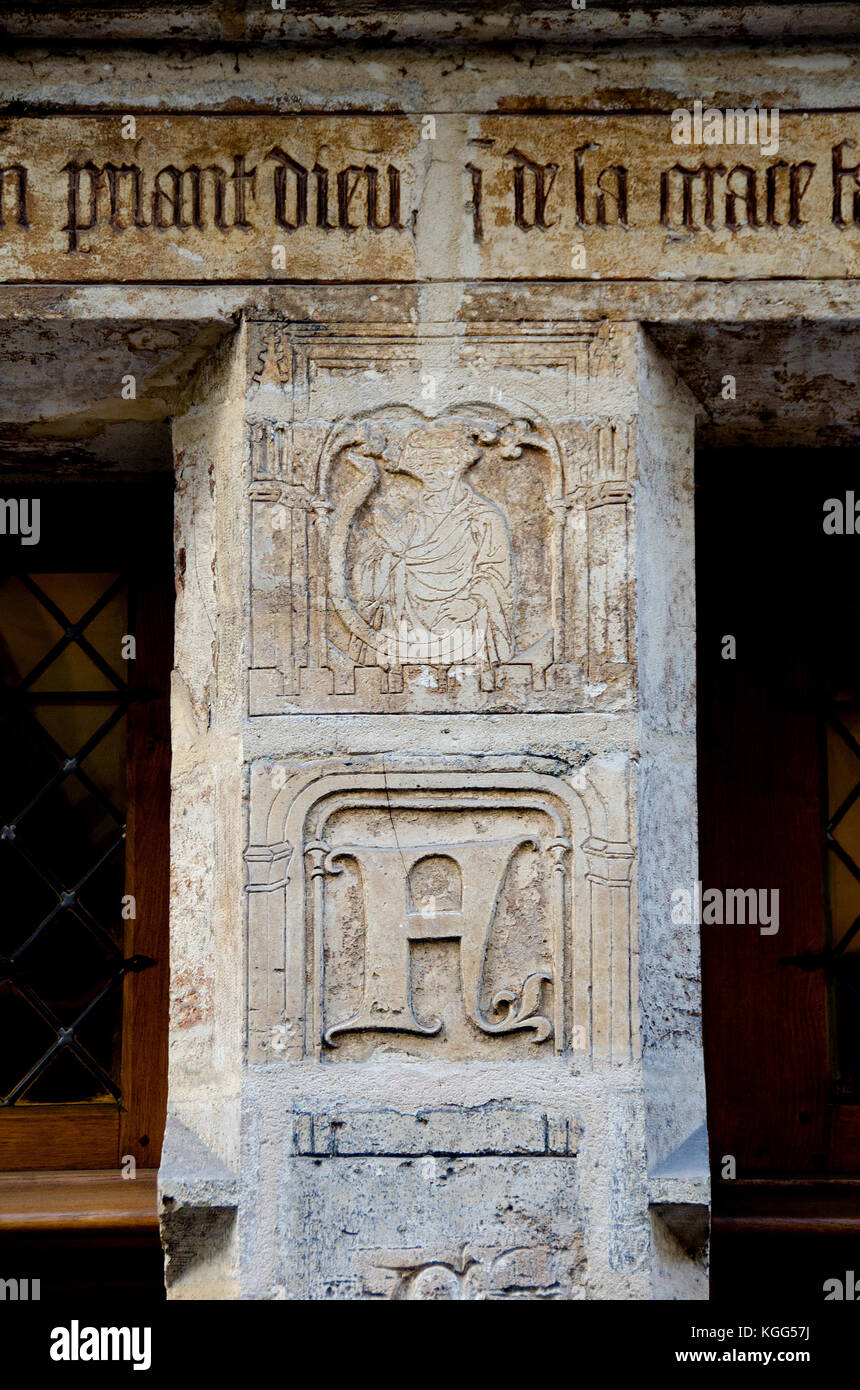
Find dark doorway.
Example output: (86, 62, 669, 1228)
(697, 448, 860, 1301)
(0, 477, 173, 1300)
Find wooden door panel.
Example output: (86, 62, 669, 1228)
(698, 450, 847, 1176)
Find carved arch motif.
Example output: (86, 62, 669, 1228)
(247, 401, 574, 711)
(244, 758, 635, 1066)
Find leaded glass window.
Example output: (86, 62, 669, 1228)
(0, 571, 152, 1107)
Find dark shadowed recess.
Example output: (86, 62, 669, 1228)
(698, 447, 860, 1301)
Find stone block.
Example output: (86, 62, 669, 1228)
(277, 1154, 585, 1299)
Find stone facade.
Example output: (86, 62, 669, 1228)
(9, 0, 856, 1299)
(159, 312, 702, 1300)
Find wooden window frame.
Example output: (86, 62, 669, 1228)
(0, 482, 172, 1173)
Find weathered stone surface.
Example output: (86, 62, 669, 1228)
(4, 3, 855, 51)
(0, 6, 760, 1301)
(159, 1118, 239, 1300)
(466, 113, 860, 281)
(6, 282, 860, 470)
(3, 16, 860, 121)
(246, 320, 637, 714)
(155, 301, 709, 1302)
(245, 753, 635, 1066)
(153, 310, 704, 1302)
(277, 1154, 586, 1299)
(169, 313, 702, 1301)
(0, 116, 418, 280)
(291, 1103, 582, 1156)
(168, 327, 247, 1197)
(4, 113, 860, 282)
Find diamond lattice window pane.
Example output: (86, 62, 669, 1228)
(18, 1046, 113, 1106)
(0, 984, 57, 1102)
(0, 573, 132, 1107)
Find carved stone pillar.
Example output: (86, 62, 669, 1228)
(162, 312, 707, 1300)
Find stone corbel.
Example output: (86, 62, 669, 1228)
(648, 1125, 710, 1268)
(158, 1118, 239, 1299)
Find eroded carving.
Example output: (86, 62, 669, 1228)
(326, 417, 552, 671)
(317, 833, 556, 1046)
(279, 1153, 587, 1300)
(291, 1103, 582, 1156)
(248, 401, 577, 712)
(245, 323, 639, 713)
(373, 1244, 582, 1300)
(244, 756, 636, 1065)
(251, 325, 292, 388)
(315, 796, 562, 1060)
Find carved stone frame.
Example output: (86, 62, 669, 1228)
(245, 756, 636, 1066)
(245, 320, 637, 715)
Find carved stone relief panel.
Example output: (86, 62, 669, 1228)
(277, 1147, 586, 1299)
(244, 755, 636, 1066)
(245, 323, 637, 714)
(278, 1101, 586, 1299)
